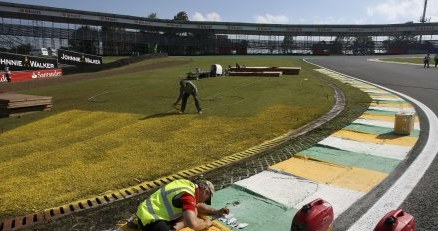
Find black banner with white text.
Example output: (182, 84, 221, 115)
(0, 52, 58, 71)
(57, 49, 102, 66)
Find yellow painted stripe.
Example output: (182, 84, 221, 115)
(370, 102, 413, 108)
(117, 219, 230, 231)
(181, 220, 231, 231)
(332, 130, 418, 146)
(365, 89, 386, 93)
(360, 114, 419, 123)
(271, 157, 387, 192)
(369, 94, 400, 98)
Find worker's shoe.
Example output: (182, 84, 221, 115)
(126, 220, 138, 229)
(198, 110, 203, 114)
(121, 216, 139, 229)
(178, 111, 184, 114)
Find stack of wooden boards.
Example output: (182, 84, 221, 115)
(0, 93, 52, 117)
(228, 66, 301, 77)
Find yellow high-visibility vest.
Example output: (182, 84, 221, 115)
(136, 179, 196, 225)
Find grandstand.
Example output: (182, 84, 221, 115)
(0, 1, 438, 55)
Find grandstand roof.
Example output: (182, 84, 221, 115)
(1, 1, 438, 36)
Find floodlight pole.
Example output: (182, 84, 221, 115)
(419, 0, 428, 43)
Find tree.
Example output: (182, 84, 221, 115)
(69, 26, 99, 54)
(312, 40, 344, 55)
(312, 41, 328, 55)
(383, 34, 417, 54)
(170, 11, 190, 37)
(350, 36, 375, 55)
(173, 11, 189, 21)
(282, 35, 295, 54)
(330, 38, 343, 55)
(15, 43, 32, 55)
(147, 12, 158, 19)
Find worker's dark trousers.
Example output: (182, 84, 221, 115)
(139, 219, 176, 231)
(181, 92, 202, 112)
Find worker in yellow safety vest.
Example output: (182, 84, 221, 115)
(136, 179, 230, 231)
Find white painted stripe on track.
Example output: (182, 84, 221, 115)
(353, 118, 420, 130)
(371, 97, 405, 102)
(362, 89, 387, 94)
(346, 80, 438, 231)
(234, 170, 318, 209)
(292, 182, 365, 219)
(318, 136, 411, 160)
(367, 58, 423, 66)
(369, 106, 416, 113)
(234, 170, 365, 218)
(305, 59, 438, 231)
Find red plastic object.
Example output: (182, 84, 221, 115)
(291, 198, 334, 231)
(374, 209, 416, 231)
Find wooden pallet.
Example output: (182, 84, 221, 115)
(0, 93, 52, 117)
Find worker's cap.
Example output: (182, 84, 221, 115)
(201, 180, 215, 205)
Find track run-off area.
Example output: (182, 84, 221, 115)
(118, 56, 436, 231)
(309, 56, 438, 231)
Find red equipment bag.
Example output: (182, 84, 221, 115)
(374, 209, 416, 231)
(291, 198, 334, 231)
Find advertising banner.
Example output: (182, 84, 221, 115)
(57, 49, 102, 65)
(0, 51, 58, 71)
(0, 68, 63, 83)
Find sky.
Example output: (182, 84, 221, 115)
(4, 0, 438, 25)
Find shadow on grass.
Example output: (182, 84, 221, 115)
(139, 112, 179, 120)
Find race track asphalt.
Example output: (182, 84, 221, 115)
(310, 55, 438, 231)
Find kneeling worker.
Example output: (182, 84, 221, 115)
(136, 179, 229, 231)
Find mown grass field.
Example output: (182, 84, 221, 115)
(0, 56, 338, 218)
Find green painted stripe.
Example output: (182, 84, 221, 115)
(365, 109, 397, 116)
(300, 146, 400, 173)
(345, 124, 420, 137)
(212, 185, 297, 231)
(374, 99, 407, 103)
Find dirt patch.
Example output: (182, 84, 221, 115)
(0, 60, 191, 93)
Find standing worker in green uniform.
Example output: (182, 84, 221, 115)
(424, 53, 431, 68)
(174, 79, 203, 114)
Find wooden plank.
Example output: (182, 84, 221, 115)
(228, 71, 283, 77)
(229, 66, 300, 75)
(0, 93, 53, 117)
(6, 100, 52, 109)
(0, 93, 51, 102)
